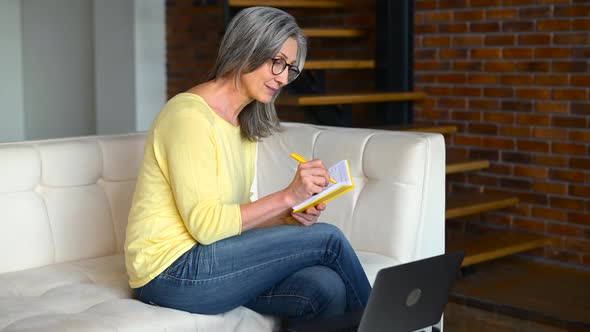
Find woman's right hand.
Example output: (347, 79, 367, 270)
(285, 159, 331, 206)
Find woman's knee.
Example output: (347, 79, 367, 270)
(294, 266, 346, 319)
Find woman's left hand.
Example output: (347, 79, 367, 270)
(290, 203, 327, 226)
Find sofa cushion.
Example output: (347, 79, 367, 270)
(0, 250, 395, 331)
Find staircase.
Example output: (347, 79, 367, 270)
(225, 0, 555, 267)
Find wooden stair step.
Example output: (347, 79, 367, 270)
(229, 0, 344, 8)
(277, 91, 428, 106)
(447, 230, 557, 266)
(446, 192, 519, 219)
(303, 28, 366, 38)
(446, 158, 490, 174)
(305, 59, 375, 70)
(372, 124, 458, 135)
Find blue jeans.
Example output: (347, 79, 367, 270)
(133, 223, 371, 323)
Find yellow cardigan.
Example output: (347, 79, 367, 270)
(125, 93, 256, 288)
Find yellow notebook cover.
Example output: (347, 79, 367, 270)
(292, 159, 355, 213)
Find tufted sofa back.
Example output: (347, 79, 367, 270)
(0, 134, 146, 274)
(256, 123, 445, 264)
(0, 123, 444, 275)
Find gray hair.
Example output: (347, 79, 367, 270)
(209, 6, 307, 142)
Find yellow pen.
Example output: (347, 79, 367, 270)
(290, 153, 337, 184)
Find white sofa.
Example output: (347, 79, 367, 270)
(0, 122, 445, 332)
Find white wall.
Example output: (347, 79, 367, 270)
(0, 0, 166, 142)
(0, 1, 25, 142)
(22, 0, 96, 140)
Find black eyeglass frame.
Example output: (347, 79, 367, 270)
(270, 58, 301, 82)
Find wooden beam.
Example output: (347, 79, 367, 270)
(303, 28, 366, 38)
(304, 60, 375, 70)
(277, 92, 428, 106)
(447, 231, 558, 266)
(229, 0, 345, 8)
(446, 192, 520, 219)
(446, 159, 490, 174)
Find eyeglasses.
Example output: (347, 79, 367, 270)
(271, 58, 300, 82)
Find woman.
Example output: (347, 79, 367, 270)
(124, 6, 371, 325)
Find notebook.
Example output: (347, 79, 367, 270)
(285, 251, 465, 332)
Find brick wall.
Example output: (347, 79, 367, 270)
(414, 0, 590, 268)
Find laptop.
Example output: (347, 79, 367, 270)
(285, 251, 465, 332)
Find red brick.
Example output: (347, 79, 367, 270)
(570, 75, 590, 87)
(537, 19, 571, 31)
(535, 47, 571, 59)
(415, 49, 437, 60)
(570, 130, 590, 142)
(532, 181, 568, 195)
(517, 140, 549, 153)
(500, 74, 534, 85)
(502, 48, 533, 59)
(532, 206, 568, 223)
(553, 61, 588, 73)
(454, 10, 485, 21)
(570, 212, 590, 226)
(533, 155, 568, 168)
(483, 137, 514, 149)
(438, 97, 467, 108)
(485, 35, 516, 45)
(533, 128, 568, 140)
(440, 49, 468, 59)
(535, 75, 569, 86)
(454, 135, 482, 146)
(547, 221, 582, 235)
(502, 21, 535, 32)
(572, 19, 590, 30)
(467, 123, 498, 135)
(518, 114, 550, 126)
(437, 74, 467, 84)
(452, 61, 483, 71)
(571, 185, 590, 198)
(515, 88, 551, 99)
(469, 74, 497, 84)
(451, 110, 482, 121)
(423, 36, 451, 47)
(552, 142, 587, 155)
(439, 0, 469, 9)
(516, 61, 551, 72)
(416, 25, 438, 34)
(551, 197, 585, 210)
(553, 88, 588, 101)
(484, 112, 514, 123)
(488, 9, 518, 19)
(469, 99, 499, 110)
(549, 170, 585, 182)
(501, 177, 532, 190)
(424, 86, 451, 96)
(554, 5, 590, 17)
(487, 163, 513, 176)
(416, 1, 437, 10)
(501, 101, 533, 112)
(553, 116, 589, 128)
(453, 36, 484, 47)
(554, 33, 590, 44)
(471, 48, 502, 59)
(415, 61, 450, 71)
(451, 87, 482, 97)
(571, 103, 590, 115)
(470, 0, 501, 6)
(518, 34, 551, 45)
(439, 23, 468, 33)
(503, 151, 532, 164)
(513, 218, 546, 233)
(470, 22, 501, 33)
(484, 62, 515, 72)
(572, 47, 590, 59)
(500, 126, 532, 137)
(546, 248, 583, 265)
(535, 102, 569, 113)
(519, 7, 552, 18)
(425, 11, 453, 23)
(515, 165, 549, 179)
(570, 157, 590, 170)
(484, 87, 513, 98)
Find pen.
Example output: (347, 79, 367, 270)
(290, 153, 337, 184)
